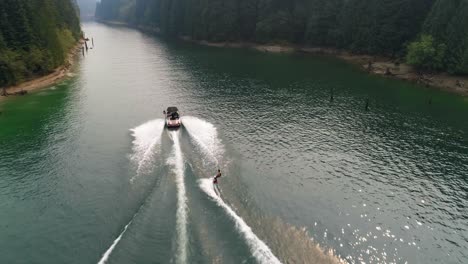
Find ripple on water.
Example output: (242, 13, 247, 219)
(195, 70, 468, 263)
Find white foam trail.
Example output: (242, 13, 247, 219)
(130, 119, 165, 177)
(97, 218, 134, 264)
(167, 131, 188, 264)
(199, 179, 282, 264)
(182, 116, 223, 166)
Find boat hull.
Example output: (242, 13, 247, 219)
(166, 119, 182, 129)
(164, 106, 181, 129)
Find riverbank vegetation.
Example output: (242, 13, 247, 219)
(0, 0, 81, 91)
(96, 0, 467, 76)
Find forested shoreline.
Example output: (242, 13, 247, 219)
(0, 0, 81, 90)
(96, 0, 468, 75)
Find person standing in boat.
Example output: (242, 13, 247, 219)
(213, 169, 222, 184)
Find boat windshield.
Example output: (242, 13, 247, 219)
(170, 112, 179, 120)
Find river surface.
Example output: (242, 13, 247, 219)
(1, 22, 467, 264)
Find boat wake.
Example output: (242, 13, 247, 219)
(99, 117, 346, 264)
(184, 117, 281, 263)
(199, 179, 282, 264)
(130, 119, 165, 179)
(167, 131, 188, 264)
(182, 116, 224, 167)
(97, 213, 138, 264)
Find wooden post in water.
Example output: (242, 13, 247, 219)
(81, 46, 85, 57)
(84, 40, 88, 51)
(365, 98, 370, 111)
(367, 61, 373, 72)
(92, 38, 94, 47)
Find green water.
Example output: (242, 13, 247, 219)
(1, 22, 467, 264)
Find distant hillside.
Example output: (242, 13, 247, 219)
(95, 0, 468, 75)
(0, 0, 81, 88)
(77, 0, 97, 20)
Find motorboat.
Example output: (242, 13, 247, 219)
(164, 106, 182, 129)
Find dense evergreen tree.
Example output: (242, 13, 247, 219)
(77, 0, 97, 19)
(305, 0, 342, 46)
(0, 0, 81, 87)
(418, 0, 468, 74)
(96, 0, 466, 74)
